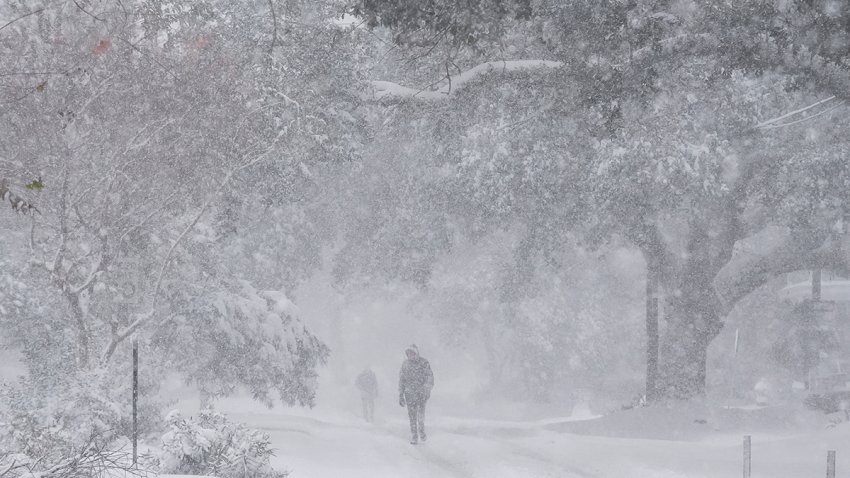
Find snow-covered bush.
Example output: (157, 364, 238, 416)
(0, 430, 140, 478)
(146, 410, 287, 478)
(155, 280, 329, 407)
(0, 363, 166, 456)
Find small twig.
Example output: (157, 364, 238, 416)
(72, 0, 106, 22)
(267, 0, 278, 55)
(117, 36, 179, 80)
(0, 7, 45, 34)
(102, 154, 270, 361)
(0, 71, 65, 77)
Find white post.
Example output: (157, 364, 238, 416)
(743, 435, 751, 478)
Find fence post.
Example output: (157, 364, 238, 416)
(743, 435, 751, 478)
(827, 450, 836, 478)
(132, 339, 139, 465)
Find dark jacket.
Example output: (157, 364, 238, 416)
(399, 355, 434, 403)
(356, 369, 378, 398)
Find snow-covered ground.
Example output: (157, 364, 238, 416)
(175, 396, 849, 478)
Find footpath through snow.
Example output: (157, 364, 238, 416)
(182, 397, 850, 478)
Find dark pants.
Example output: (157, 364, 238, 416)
(405, 397, 427, 439)
(361, 394, 375, 422)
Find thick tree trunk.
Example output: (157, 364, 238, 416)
(657, 290, 723, 398)
(645, 262, 660, 403)
(481, 317, 503, 388)
(652, 220, 726, 398)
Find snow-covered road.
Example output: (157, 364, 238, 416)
(230, 411, 590, 478)
(168, 393, 850, 478)
(220, 408, 850, 478)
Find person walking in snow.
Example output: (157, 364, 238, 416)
(355, 367, 378, 423)
(398, 344, 434, 444)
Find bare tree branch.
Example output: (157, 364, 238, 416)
(0, 8, 45, 34)
(71, 0, 106, 22)
(102, 154, 271, 362)
(370, 59, 563, 101)
(714, 227, 850, 313)
(267, 0, 278, 55)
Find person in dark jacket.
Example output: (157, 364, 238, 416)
(398, 344, 433, 444)
(355, 367, 378, 423)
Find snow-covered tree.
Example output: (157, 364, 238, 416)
(154, 279, 329, 407)
(0, 0, 368, 443)
(350, 0, 850, 399)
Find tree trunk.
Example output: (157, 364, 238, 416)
(652, 219, 727, 399)
(66, 292, 91, 369)
(481, 316, 503, 388)
(645, 262, 660, 403)
(657, 292, 723, 398)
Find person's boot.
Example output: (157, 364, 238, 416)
(410, 435, 418, 445)
(419, 431, 427, 442)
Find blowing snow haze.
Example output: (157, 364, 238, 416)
(2, 1, 850, 477)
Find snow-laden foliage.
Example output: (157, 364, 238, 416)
(346, 0, 850, 400)
(0, 364, 165, 454)
(156, 281, 329, 407)
(422, 230, 643, 403)
(146, 409, 287, 478)
(0, 0, 355, 413)
(0, 434, 137, 478)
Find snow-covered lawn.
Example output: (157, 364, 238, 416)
(196, 401, 850, 478)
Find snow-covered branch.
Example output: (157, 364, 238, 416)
(50, 169, 71, 276)
(0, 178, 39, 215)
(0, 456, 26, 477)
(102, 155, 270, 362)
(714, 227, 850, 313)
(370, 60, 563, 101)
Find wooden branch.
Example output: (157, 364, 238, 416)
(115, 191, 181, 244)
(69, 240, 109, 295)
(267, 0, 278, 55)
(0, 7, 45, 34)
(370, 59, 563, 101)
(714, 227, 849, 313)
(101, 155, 270, 362)
(50, 169, 70, 275)
(71, 0, 105, 22)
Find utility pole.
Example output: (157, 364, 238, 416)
(805, 269, 823, 391)
(132, 339, 139, 465)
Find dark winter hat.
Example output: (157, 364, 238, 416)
(406, 344, 419, 356)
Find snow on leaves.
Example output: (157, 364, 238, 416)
(149, 410, 288, 478)
(0, 179, 38, 215)
(160, 281, 329, 407)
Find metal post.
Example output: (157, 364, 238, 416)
(813, 269, 822, 302)
(827, 450, 836, 478)
(132, 339, 139, 465)
(743, 435, 751, 478)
